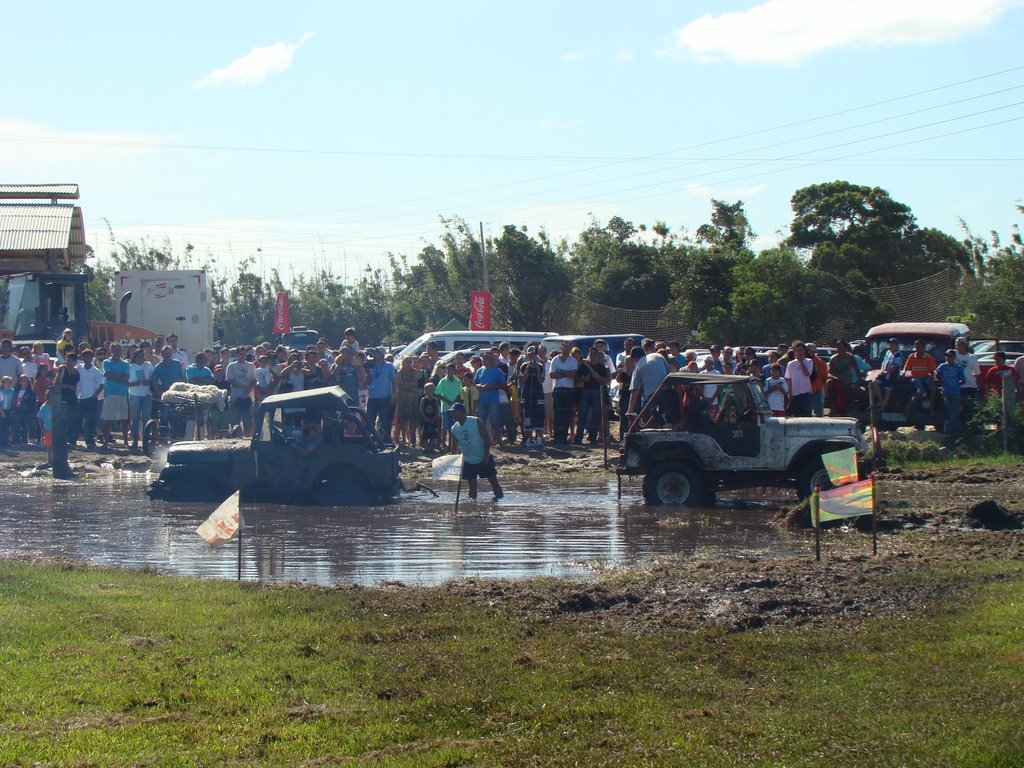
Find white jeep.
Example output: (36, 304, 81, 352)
(619, 372, 867, 505)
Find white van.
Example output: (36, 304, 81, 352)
(396, 330, 551, 360)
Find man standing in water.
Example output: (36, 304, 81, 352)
(449, 402, 503, 502)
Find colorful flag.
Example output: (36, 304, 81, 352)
(272, 291, 290, 334)
(822, 447, 858, 487)
(815, 477, 875, 526)
(469, 290, 491, 331)
(432, 453, 464, 481)
(196, 491, 242, 544)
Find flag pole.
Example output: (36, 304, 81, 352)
(812, 487, 821, 561)
(237, 507, 243, 581)
(870, 472, 878, 556)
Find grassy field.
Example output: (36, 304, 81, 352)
(2, 558, 1023, 767)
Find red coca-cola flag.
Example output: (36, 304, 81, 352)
(469, 290, 491, 331)
(272, 291, 291, 334)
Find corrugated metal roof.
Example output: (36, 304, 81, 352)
(0, 184, 79, 200)
(0, 203, 87, 263)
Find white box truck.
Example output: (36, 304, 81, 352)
(116, 270, 213, 357)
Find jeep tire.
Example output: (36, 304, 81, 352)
(642, 462, 704, 506)
(797, 455, 833, 499)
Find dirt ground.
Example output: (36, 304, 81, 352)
(4, 441, 1023, 634)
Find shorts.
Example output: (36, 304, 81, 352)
(462, 454, 497, 481)
(100, 394, 129, 421)
(477, 401, 502, 433)
(42, 430, 52, 447)
(912, 377, 933, 395)
(544, 392, 553, 421)
(231, 396, 254, 428)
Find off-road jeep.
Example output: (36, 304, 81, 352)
(619, 372, 867, 505)
(147, 386, 401, 506)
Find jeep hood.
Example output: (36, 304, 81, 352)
(165, 438, 251, 465)
(782, 416, 862, 439)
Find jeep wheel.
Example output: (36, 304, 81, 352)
(142, 420, 160, 456)
(313, 479, 375, 507)
(797, 456, 833, 499)
(642, 463, 704, 506)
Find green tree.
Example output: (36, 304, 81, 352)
(787, 180, 969, 286)
(491, 225, 570, 329)
(695, 199, 756, 250)
(569, 217, 672, 310)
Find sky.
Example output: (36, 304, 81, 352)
(2, 0, 1023, 284)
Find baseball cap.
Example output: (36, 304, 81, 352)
(945, 348, 956, 356)
(709, 344, 721, 352)
(526, 345, 537, 353)
(451, 402, 466, 412)
(888, 337, 899, 344)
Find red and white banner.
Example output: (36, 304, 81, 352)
(469, 290, 491, 331)
(272, 291, 291, 334)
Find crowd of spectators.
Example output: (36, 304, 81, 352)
(1, 326, 1021, 459)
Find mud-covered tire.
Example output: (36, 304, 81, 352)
(313, 479, 375, 507)
(642, 462, 704, 506)
(797, 456, 832, 500)
(142, 420, 160, 456)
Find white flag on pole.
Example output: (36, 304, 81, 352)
(431, 453, 464, 481)
(196, 491, 242, 545)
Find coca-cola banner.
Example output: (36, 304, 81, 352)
(469, 290, 491, 331)
(272, 291, 291, 334)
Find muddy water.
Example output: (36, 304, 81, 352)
(0, 471, 803, 586)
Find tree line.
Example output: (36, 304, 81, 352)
(84, 180, 1024, 346)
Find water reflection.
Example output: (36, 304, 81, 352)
(0, 473, 802, 585)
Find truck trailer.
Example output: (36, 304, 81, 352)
(117, 270, 213, 358)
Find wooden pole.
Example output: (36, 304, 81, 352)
(453, 475, 463, 515)
(237, 507, 243, 581)
(601, 384, 609, 469)
(812, 487, 821, 561)
(50, 370, 73, 479)
(870, 472, 878, 556)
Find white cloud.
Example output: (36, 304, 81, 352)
(196, 31, 314, 88)
(561, 51, 586, 63)
(0, 118, 159, 171)
(670, 0, 1018, 65)
(615, 50, 635, 63)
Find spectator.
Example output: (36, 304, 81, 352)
(75, 350, 104, 449)
(419, 382, 440, 451)
(473, 351, 507, 444)
(226, 349, 258, 437)
(934, 349, 967, 434)
(101, 345, 131, 449)
(903, 339, 937, 417)
(983, 351, 1019, 397)
(763, 364, 788, 416)
(575, 347, 610, 444)
(449, 402, 503, 502)
(395, 355, 420, 447)
(366, 348, 397, 443)
(435, 363, 463, 451)
(784, 341, 814, 417)
(955, 337, 981, 411)
(871, 337, 904, 414)
(805, 343, 829, 417)
(547, 341, 578, 444)
(518, 347, 545, 447)
(827, 341, 857, 416)
(128, 348, 153, 451)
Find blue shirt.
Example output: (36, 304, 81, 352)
(450, 416, 486, 464)
(881, 349, 904, 376)
(103, 358, 131, 397)
(367, 360, 396, 398)
(474, 366, 506, 405)
(185, 364, 213, 383)
(37, 401, 52, 431)
(152, 360, 183, 391)
(935, 362, 966, 394)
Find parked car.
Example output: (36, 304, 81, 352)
(147, 386, 401, 506)
(619, 372, 867, 505)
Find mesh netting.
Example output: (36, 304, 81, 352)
(546, 296, 695, 345)
(548, 268, 1012, 344)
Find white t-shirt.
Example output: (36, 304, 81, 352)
(763, 376, 788, 412)
(540, 358, 555, 394)
(548, 354, 578, 389)
(128, 362, 154, 398)
(956, 351, 980, 389)
(785, 357, 813, 396)
(77, 363, 105, 399)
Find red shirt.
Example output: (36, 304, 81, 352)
(903, 353, 936, 379)
(984, 365, 1020, 395)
